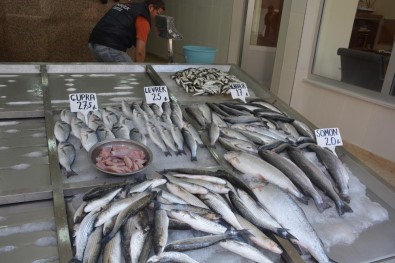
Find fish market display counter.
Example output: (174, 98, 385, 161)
(0, 63, 394, 263)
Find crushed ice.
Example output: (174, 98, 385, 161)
(31, 132, 46, 138)
(0, 221, 55, 237)
(4, 129, 20, 133)
(31, 256, 59, 263)
(0, 121, 19, 126)
(66, 88, 76, 92)
(34, 236, 57, 247)
(0, 245, 16, 253)
(23, 151, 47, 158)
(10, 163, 30, 170)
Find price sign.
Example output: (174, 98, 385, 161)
(230, 82, 250, 103)
(315, 128, 343, 155)
(144, 85, 169, 107)
(69, 93, 98, 123)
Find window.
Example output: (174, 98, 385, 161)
(312, 0, 395, 100)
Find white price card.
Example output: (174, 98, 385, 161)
(315, 128, 343, 155)
(144, 85, 169, 107)
(69, 93, 98, 123)
(230, 82, 250, 103)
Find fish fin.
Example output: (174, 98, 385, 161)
(315, 201, 332, 213)
(340, 194, 351, 204)
(190, 156, 197, 162)
(66, 169, 78, 178)
(198, 143, 205, 148)
(69, 258, 82, 263)
(296, 195, 309, 205)
(164, 151, 172, 157)
(336, 201, 353, 216)
(275, 227, 298, 240)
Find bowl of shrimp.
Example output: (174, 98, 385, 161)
(89, 139, 153, 176)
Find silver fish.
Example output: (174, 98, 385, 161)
(128, 179, 167, 194)
(308, 144, 351, 203)
(277, 121, 300, 139)
(122, 100, 134, 118)
(96, 124, 116, 141)
(87, 113, 103, 131)
(119, 115, 135, 130)
(137, 227, 153, 263)
(224, 151, 308, 204)
(259, 149, 331, 213)
(169, 172, 227, 185)
(131, 226, 150, 263)
(170, 210, 227, 234)
(103, 215, 117, 237)
(147, 251, 199, 263)
(171, 111, 184, 129)
(292, 119, 315, 139)
(184, 122, 204, 147)
(182, 177, 230, 194)
(141, 101, 156, 118)
(103, 231, 122, 263)
(164, 174, 209, 194)
(106, 106, 123, 119)
(83, 225, 103, 263)
(84, 187, 123, 213)
(160, 127, 179, 155)
(148, 124, 171, 156)
(57, 141, 77, 177)
(73, 211, 98, 262)
(253, 184, 335, 263)
(112, 123, 130, 139)
(54, 121, 71, 142)
(153, 207, 169, 256)
(185, 106, 208, 128)
(73, 201, 87, 224)
(211, 111, 228, 128)
(208, 122, 220, 148)
(197, 103, 212, 124)
(80, 127, 99, 152)
(102, 109, 119, 129)
(182, 127, 198, 161)
(170, 100, 183, 120)
(60, 109, 76, 124)
(170, 125, 186, 155)
(70, 116, 86, 140)
(166, 183, 209, 209)
(219, 127, 250, 141)
(162, 101, 171, 115)
(287, 147, 353, 215)
(130, 128, 147, 145)
(160, 189, 188, 204)
(150, 104, 163, 117)
(218, 136, 258, 154)
(219, 239, 273, 263)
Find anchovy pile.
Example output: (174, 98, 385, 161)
(54, 99, 205, 177)
(171, 67, 243, 96)
(70, 170, 292, 263)
(185, 100, 353, 217)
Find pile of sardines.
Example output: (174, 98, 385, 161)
(54, 99, 204, 177)
(171, 67, 243, 96)
(69, 168, 337, 263)
(185, 99, 353, 216)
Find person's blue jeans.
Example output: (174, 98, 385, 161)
(88, 43, 133, 62)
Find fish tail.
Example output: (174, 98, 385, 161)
(340, 194, 351, 204)
(209, 144, 216, 148)
(336, 201, 353, 216)
(314, 200, 332, 213)
(198, 143, 205, 148)
(69, 258, 82, 263)
(190, 156, 197, 162)
(164, 151, 172, 157)
(66, 169, 78, 178)
(296, 195, 309, 205)
(181, 149, 187, 155)
(100, 234, 113, 244)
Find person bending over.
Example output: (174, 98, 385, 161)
(88, 0, 165, 62)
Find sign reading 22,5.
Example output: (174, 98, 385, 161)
(69, 93, 98, 112)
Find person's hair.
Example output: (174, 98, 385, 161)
(145, 0, 165, 10)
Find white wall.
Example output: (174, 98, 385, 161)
(289, 0, 395, 162)
(312, 0, 358, 80)
(146, 0, 243, 64)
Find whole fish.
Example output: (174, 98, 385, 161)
(253, 184, 337, 263)
(224, 151, 308, 204)
(236, 214, 283, 254)
(162, 101, 171, 115)
(198, 191, 243, 230)
(277, 121, 300, 139)
(211, 111, 228, 128)
(170, 125, 186, 155)
(82, 181, 127, 202)
(131, 226, 150, 263)
(208, 122, 220, 148)
(166, 183, 209, 209)
(259, 149, 331, 213)
(101, 191, 158, 244)
(287, 147, 352, 215)
(73, 201, 87, 224)
(60, 109, 76, 124)
(72, 211, 98, 262)
(147, 251, 199, 263)
(206, 102, 230, 117)
(171, 111, 184, 129)
(153, 206, 169, 256)
(183, 177, 230, 194)
(164, 231, 240, 252)
(54, 121, 71, 142)
(308, 144, 351, 203)
(218, 136, 258, 154)
(112, 123, 130, 139)
(96, 124, 116, 141)
(164, 174, 209, 194)
(219, 239, 274, 263)
(197, 103, 213, 124)
(169, 172, 227, 185)
(141, 101, 156, 118)
(84, 187, 123, 213)
(157, 202, 219, 220)
(185, 106, 208, 128)
(128, 179, 167, 194)
(219, 127, 250, 141)
(248, 99, 283, 114)
(217, 103, 252, 116)
(254, 110, 295, 123)
(182, 127, 198, 161)
(160, 189, 188, 204)
(80, 127, 98, 152)
(83, 225, 103, 263)
(223, 115, 261, 124)
(160, 127, 179, 155)
(148, 124, 171, 156)
(102, 231, 122, 263)
(57, 141, 77, 177)
(170, 210, 227, 234)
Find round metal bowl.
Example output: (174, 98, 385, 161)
(88, 139, 153, 176)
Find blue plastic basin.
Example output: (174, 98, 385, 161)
(183, 45, 217, 64)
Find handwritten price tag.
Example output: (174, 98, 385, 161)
(230, 82, 250, 103)
(69, 93, 98, 123)
(144, 86, 169, 107)
(315, 128, 343, 155)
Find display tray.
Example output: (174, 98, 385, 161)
(0, 73, 44, 119)
(0, 200, 58, 263)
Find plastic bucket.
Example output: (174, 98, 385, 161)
(183, 45, 217, 64)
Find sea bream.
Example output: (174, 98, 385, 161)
(57, 141, 77, 177)
(224, 151, 308, 204)
(54, 120, 71, 142)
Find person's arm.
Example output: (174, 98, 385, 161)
(135, 16, 150, 62)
